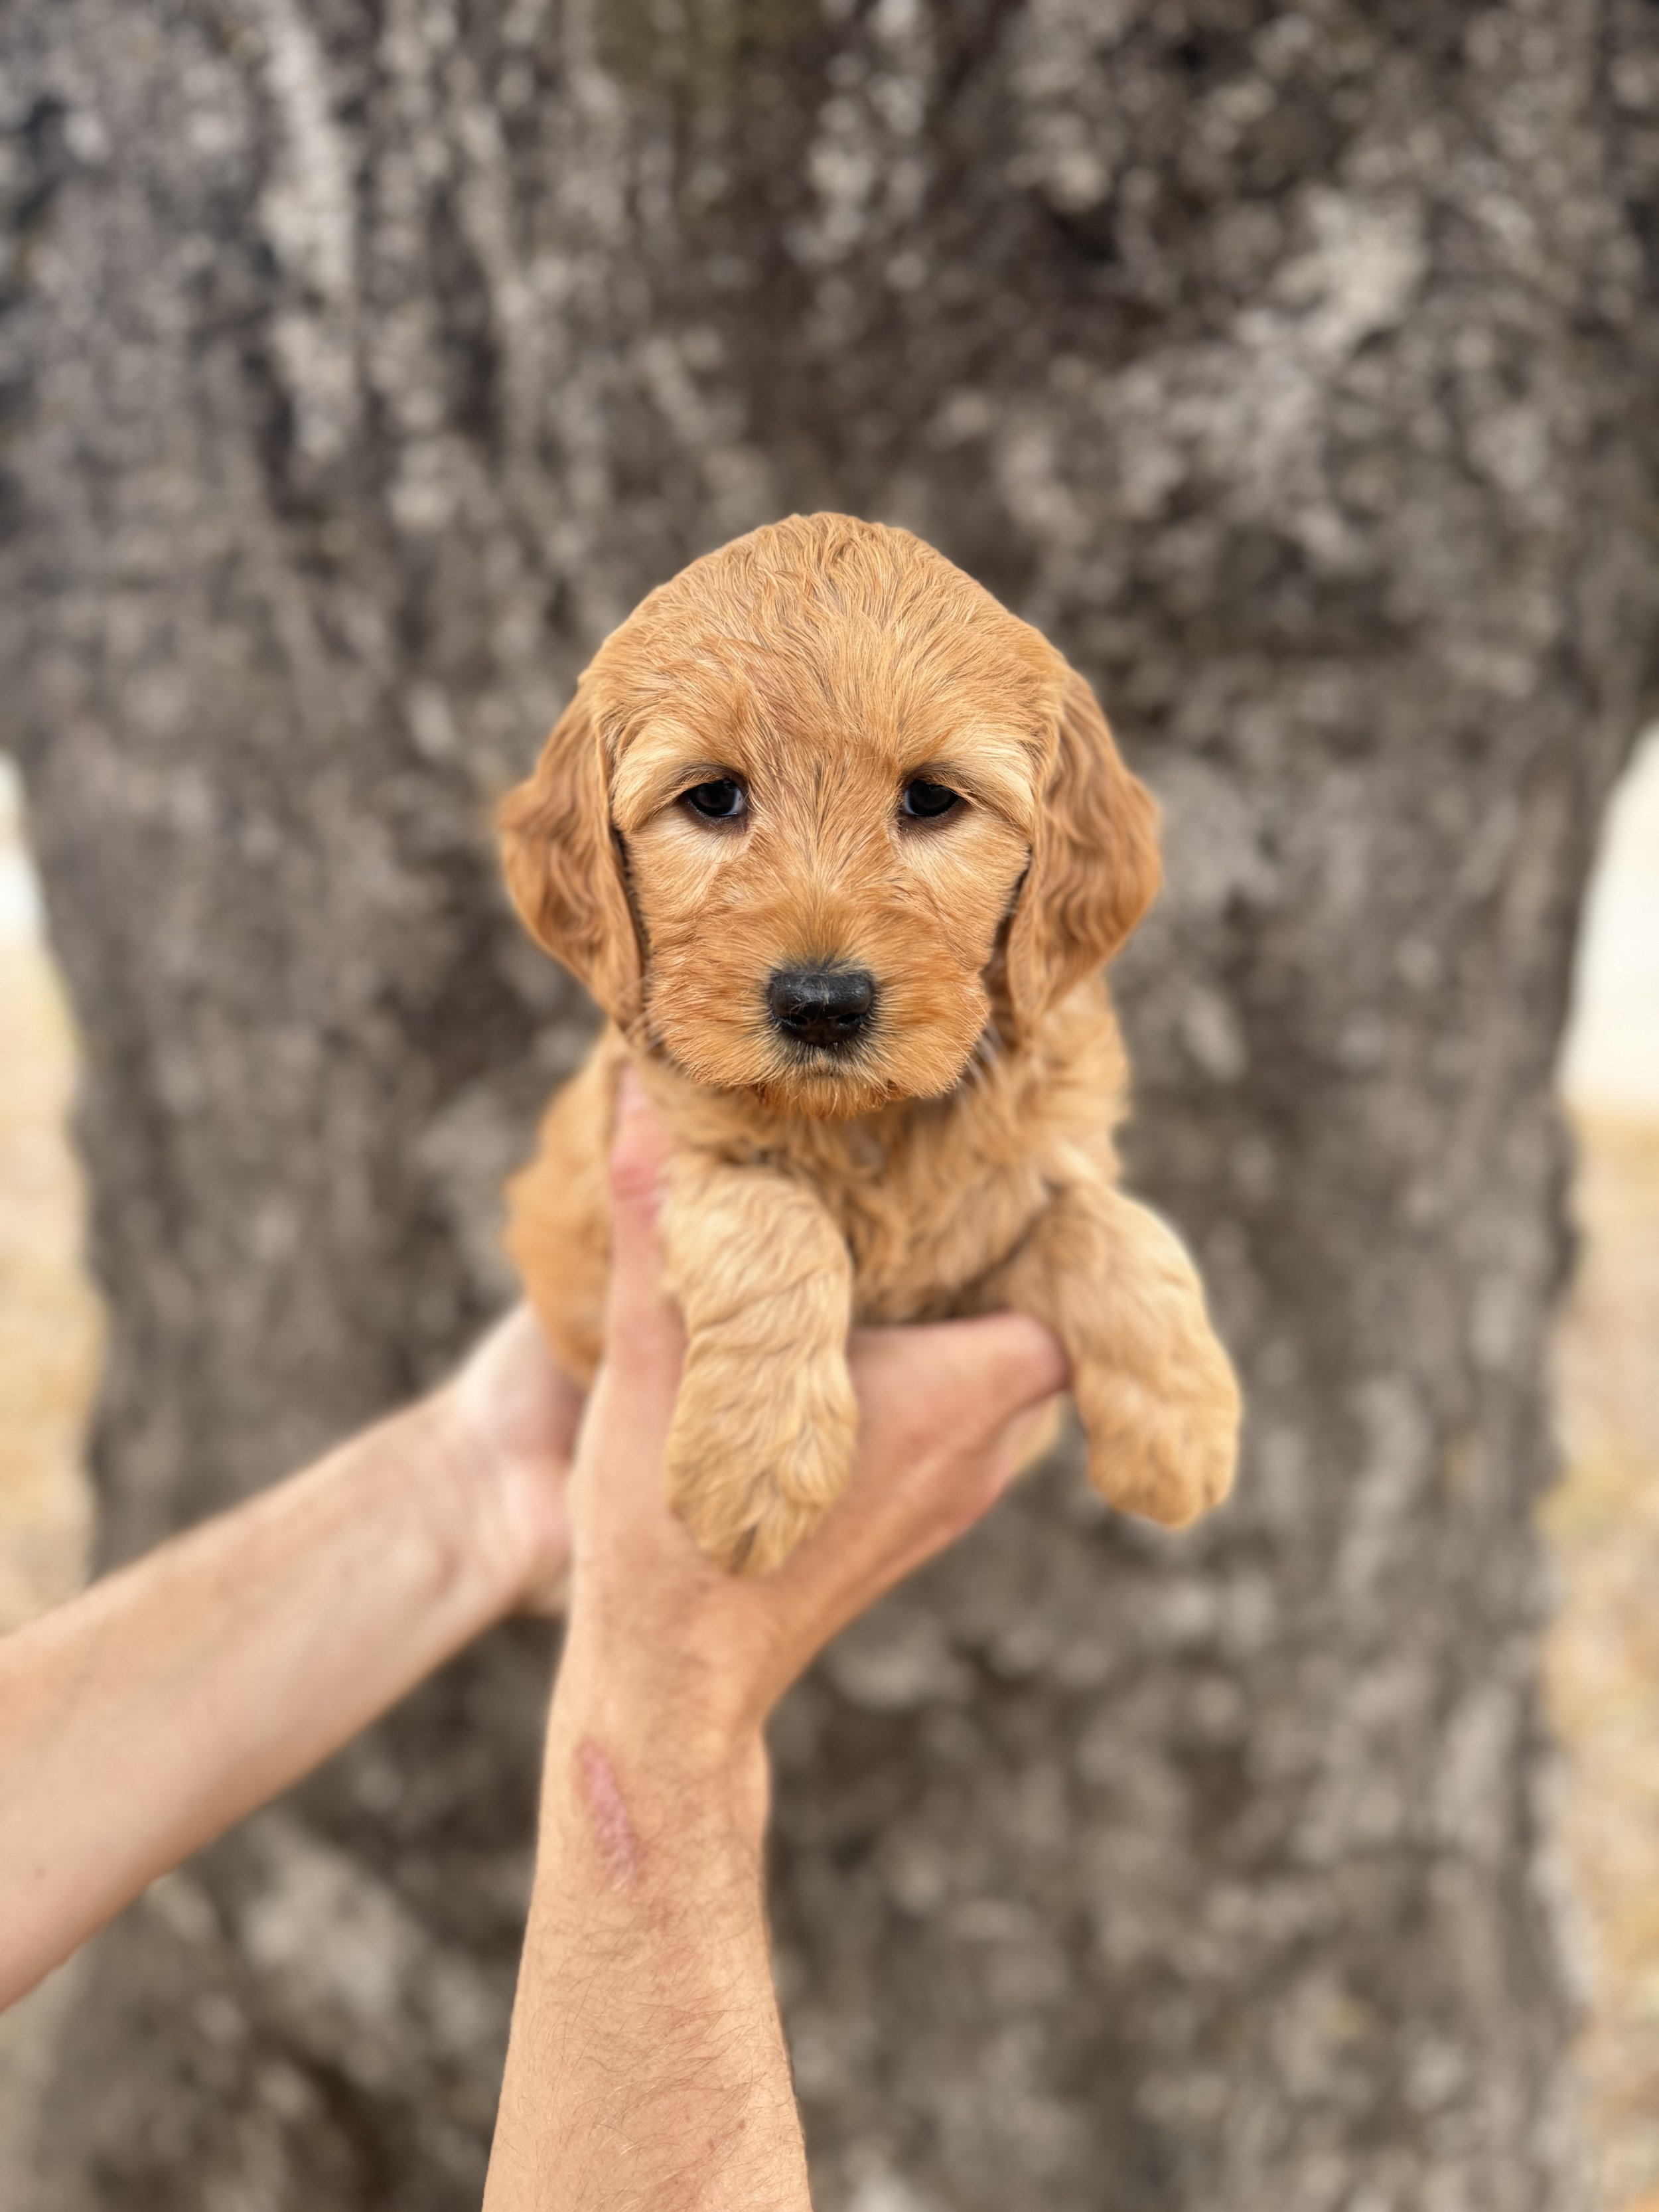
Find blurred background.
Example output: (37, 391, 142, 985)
(1549, 729, 1659, 2209)
(3, 4, 1658, 2207)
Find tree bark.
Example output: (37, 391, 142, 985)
(3, 1, 1658, 2205)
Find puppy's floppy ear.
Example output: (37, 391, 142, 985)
(498, 685, 644, 1027)
(1005, 666, 1161, 1034)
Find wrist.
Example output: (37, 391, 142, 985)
(391, 1390, 538, 1625)
(422, 1380, 569, 1619)
(549, 1646, 772, 1854)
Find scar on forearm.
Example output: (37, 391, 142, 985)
(574, 1737, 642, 1885)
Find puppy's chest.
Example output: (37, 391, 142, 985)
(812, 1141, 1052, 1327)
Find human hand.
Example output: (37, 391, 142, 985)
(434, 1302, 585, 1616)
(480, 1084, 1068, 2208)
(553, 1074, 1069, 1795)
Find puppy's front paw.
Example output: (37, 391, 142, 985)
(665, 1345, 858, 1575)
(1076, 1327, 1241, 1530)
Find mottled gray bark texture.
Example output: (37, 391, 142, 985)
(3, 0, 1658, 2205)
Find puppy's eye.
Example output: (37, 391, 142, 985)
(683, 778, 748, 822)
(900, 779, 962, 821)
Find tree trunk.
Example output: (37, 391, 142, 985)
(3, 1, 1657, 2205)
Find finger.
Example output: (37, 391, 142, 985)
(603, 1067, 678, 1357)
(574, 1069, 685, 1540)
(794, 1313, 1064, 1574)
(800, 1385, 1066, 1652)
(969, 1392, 1065, 1512)
(766, 1320, 1065, 1631)
(847, 1311, 1068, 1460)
(940, 1310, 1069, 1408)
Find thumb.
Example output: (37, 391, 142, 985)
(601, 1065, 682, 1388)
(569, 1067, 685, 1547)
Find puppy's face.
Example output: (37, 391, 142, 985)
(502, 517, 1159, 1120)
(609, 640, 1041, 1117)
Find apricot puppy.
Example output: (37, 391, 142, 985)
(500, 514, 1240, 1574)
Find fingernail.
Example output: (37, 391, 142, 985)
(616, 1063, 648, 1120)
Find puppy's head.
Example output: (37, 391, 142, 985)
(501, 516, 1159, 1118)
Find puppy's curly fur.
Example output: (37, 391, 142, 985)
(501, 514, 1240, 1573)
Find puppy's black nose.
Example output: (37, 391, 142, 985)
(766, 966, 876, 1051)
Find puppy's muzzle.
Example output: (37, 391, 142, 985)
(766, 966, 876, 1053)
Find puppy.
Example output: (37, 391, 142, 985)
(500, 514, 1240, 1574)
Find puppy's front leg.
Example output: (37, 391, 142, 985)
(660, 1162, 856, 1575)
(995, 1185, 1242, 1528)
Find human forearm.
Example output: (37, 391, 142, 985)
(0, 1394, 520, 2005)
(486, 1679, 810, 2212)
(480, 1082, 1062, 2207)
